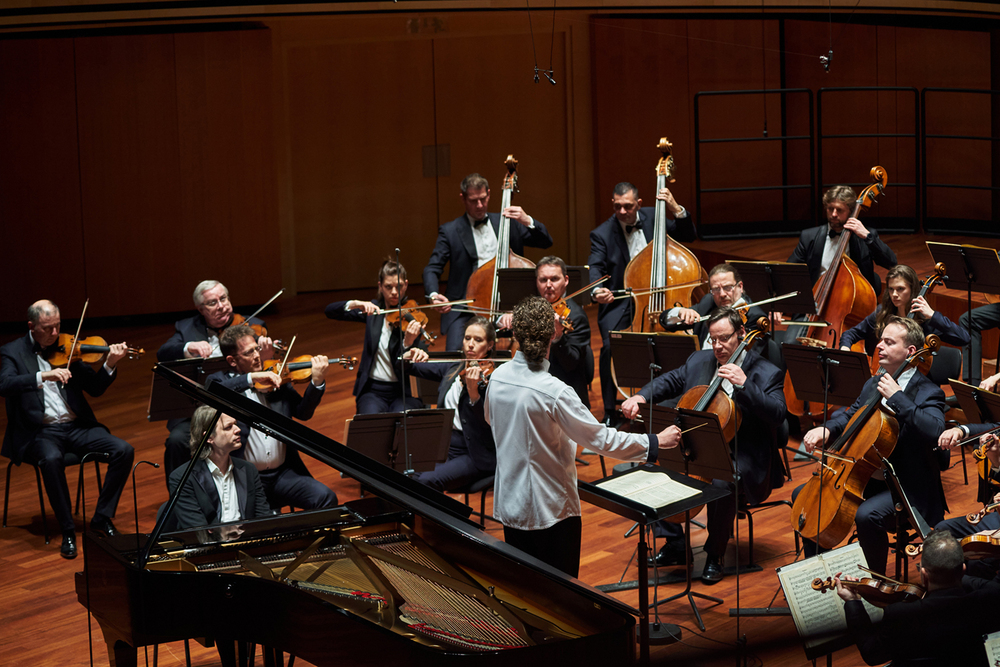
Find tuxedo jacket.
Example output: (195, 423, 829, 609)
(157, 313, 265, 362)
(839, 308, 970, 354)
(167, 456, 273, 530)
(787, 225, 896, 297)
(422, 212, 552, 336)
(826, 369, 947, 526)
(845, 581, 1000, 667)
(588, 207, 697, 337)
(659, 292, 768, 348)
(548, 297, 594, 407)
(0, 334, 116, 464)
(638, 348, 786, 505)
(407, 361, 496, 472)
(324, 299, 427, 400)
(205, 369, 325, 478)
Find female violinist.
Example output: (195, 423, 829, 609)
(401, 317, 497, 493)
(324, 260, 428, 414)
(839, 264, 968, 354)
(792, 317, 946, 575)
(619, 308, 786, 583)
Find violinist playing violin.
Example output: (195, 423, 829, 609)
(156, 280, 274, 479)
(659, 263, 769, 350)
(496, 256, 593, 406)
(401, 317, 498, 493)
(620, 307, 786, 584)
(0, 300, 135, 559)
(835, 529, 1000, 667)
(422, 173, 552, 351)
(839, 264, 968, 355)
(204, 324, 337, 511)
(588, 181, 696, 425)
(794, 317, 946, 575)
(936, 422, 1000, 579)
(325, 259, 428, 414)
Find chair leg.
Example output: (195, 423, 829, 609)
(94, 459, 103, 492)
(34, 465, 50, 545)
(74, 462, 86, 515)
(960, 443, 969, 485)
(3, 460, 13, 528)
(782, 446, 793, 481)
(184, 638, 192, 667)
(746, 511, 755, 566)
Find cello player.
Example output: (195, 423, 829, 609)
(794, 316, 946, 575)
(620, 307, 786, 583)
(422, 173, 552, 351)
(589, 182, 696, 425)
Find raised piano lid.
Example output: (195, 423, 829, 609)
(147, 363, 638, 618)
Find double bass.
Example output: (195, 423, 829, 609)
(624, 137, 706, 332)
(790, 334, 941, 549)
(464, 155, 534, 325)
(785, 167, 888, 422)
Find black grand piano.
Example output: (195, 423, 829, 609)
(77, 365, 638, 666)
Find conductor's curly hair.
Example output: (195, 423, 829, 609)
(512, 296, 554, 367)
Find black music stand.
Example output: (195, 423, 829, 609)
(495, 266, 590, 312)
(609, 331, 698, 393)
(580, 462, 727, 662)
(345, 410, 452, 474)
(880, 456, 932, 581)
(727, 260, 816, 312)
(147, 356, 230, 421)
(927, 242, 1000, 382)
(782, 344, 871, 423)
(950, 379, 1000, 424)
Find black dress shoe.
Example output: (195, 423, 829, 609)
(90, 517, 119, 538)
(60, 533, 77, 559)
(647, 541, 692, 568)
(701, 555, 724, 584)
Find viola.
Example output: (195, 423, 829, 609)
(460, 359, 495, 384)
(254, 355, 357, 391)
(867, 262, 947, 377)
(44, 333, 144, 367)
(959, 530, 1000, 559)
(967, 499, 1000, 525)
(383, 299, 437, 346)
(549, 275, 611, 333)
(785, 166, 887, 427)
(623, 137, 706, 332)
(790, 335, 941, 549)
(811, 574, 925, 607)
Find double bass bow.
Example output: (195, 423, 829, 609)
(464, 155, 535, 325)
(790, 334, 941, 550)
(623, 137, 706, 332)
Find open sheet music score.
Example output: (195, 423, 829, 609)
(594, 470, 701, 509)
(777, 543, 884, 650)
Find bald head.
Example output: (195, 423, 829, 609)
(27, 300, 61, 347)
(28, 300, 59, 325)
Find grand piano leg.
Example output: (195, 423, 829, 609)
(108, 639, 138, 667)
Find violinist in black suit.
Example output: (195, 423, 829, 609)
(422, 173, 552, 351)
(0, 300, 135, 558)
(205, 324, 337, 511)
(497, 256, 593, 406)
(787, 185, 897, 297)
(167, 406, 273, 531)
(325, 260, 428, 414)
(621, 307, 786, 584)
(404, 317, 497, 492)
(588, 182, 696, 422)
(156, 280, 272, 479)
(795, 316, 946, 575)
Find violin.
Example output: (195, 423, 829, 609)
(959, 530, 1000, 559)
(44, 333, 144, 367)
(790, 334, 941, 550)
(811, 573, 925, 607)
(253, 355, 357, 391)
(967, 500, 1000, 525)
(383, 299, 437, 346)
(623, 137, 706, 332)
(660, 291, 799, 331)
(460, 359, 495, 382)
(229, 288, 286, 341)
(549, 276, 610, 332)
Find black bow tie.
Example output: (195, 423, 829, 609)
(473, 217, 489, 229)
(625, 220, 642, 234)
(33, 341, 57, 358)
(829, 228, 842, 239)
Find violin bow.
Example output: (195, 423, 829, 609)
(378, 298, 474, 315)
(65, 298, 90, 367)
(276, 335, 296, 378)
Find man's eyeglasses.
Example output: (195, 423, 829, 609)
(238, 345, 261, 358)
(709, 284, 738, 296)
(708, 331, 737, 346)
(203, 295, 230, 309)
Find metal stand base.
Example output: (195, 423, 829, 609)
(647, 622, 682, 645)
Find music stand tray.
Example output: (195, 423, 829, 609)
(495, 266, 590, 312)
(927, 242, 1000, 295)
(610, 331, 698, 391)
(782, 344, 871, 407)
(345, 409, 453, 474)
(950, 379, 1000, 424)
(147, 356, 230, 422)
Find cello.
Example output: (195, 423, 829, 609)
(623, 137, 706, 332)
(790, 334, 941, 550)
(784, 167, 888, 424)
(464, 155, 535, 326)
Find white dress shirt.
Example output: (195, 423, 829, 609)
(242, 388, 286, 470)
(484, 352, 656, 531)
(821, 226, 850, 275)
(370, 319, 397, 383)
(469, 214, 499, 269)
(206, 458, 241, 523)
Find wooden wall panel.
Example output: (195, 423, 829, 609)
(0, 38, 86, 322)
(284, 37, 437, 293)
(432, 31, 571, 267)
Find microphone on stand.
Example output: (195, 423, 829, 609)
(131, 460, 161, 549)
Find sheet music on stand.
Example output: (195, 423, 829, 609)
(147, 356, 230, 422)
(950, 379, 1000, 424)
(344, 409, 452, 474)
(781, 344, 872, 407)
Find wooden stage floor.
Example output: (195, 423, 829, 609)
(0, 231, 994, 666)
